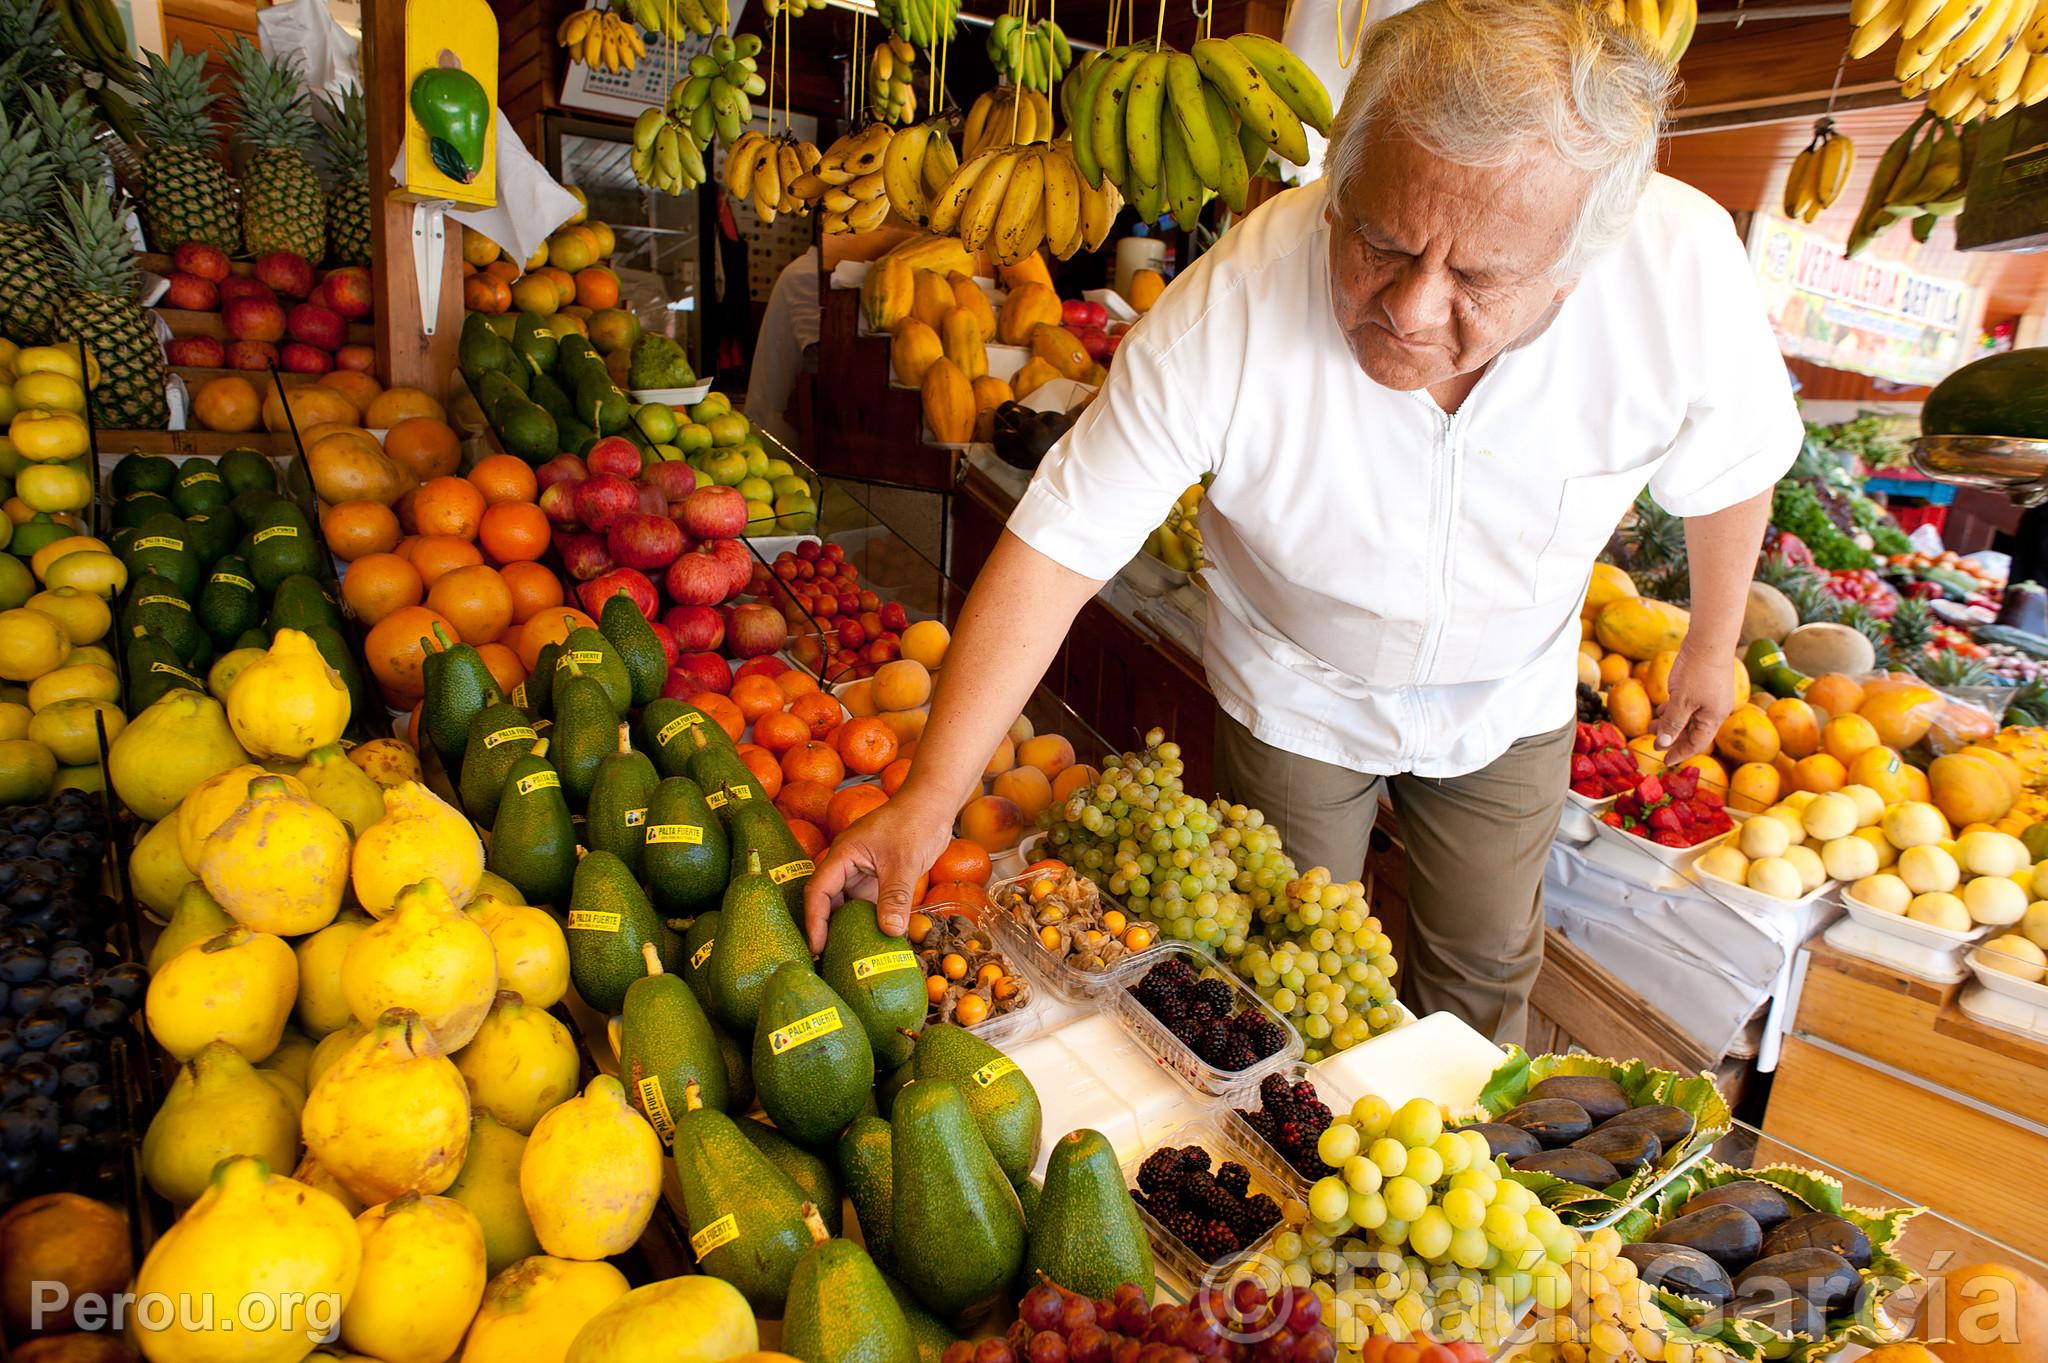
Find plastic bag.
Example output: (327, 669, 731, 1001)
(257, 0, 360, 99)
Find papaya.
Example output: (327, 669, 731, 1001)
(1581, 562, 1638, 620)
(909, 269, 955, 331)
(1011, 357, 1061, 402)
(998, 282, 1062, 346)
(948, 271, 996, 340)
(890, 318, 943, 388)
(1030, 324, 1092, 380)
(921, 358, 975, 445)
(941, 307, 988, 380)
(1593, 596, 1690, 661)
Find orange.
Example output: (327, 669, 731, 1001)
(385, 417, 463, 482)
(535, 266, 577, 307)
(776, 779, 835, 827)
(394, 489, 420, 536)
(476, 642, 525, 697)
(192, 376, 263, 433)
(462, 228, 502, 266)
(773, 669, 819, 700)
(1805, 673, 1865, 723)
(469, 454, 538, 505)
(464, 274, 511, 313)
(322, 499, 402, 561)
(928, 837, 992, 886)
(880, 757, 912, 795)
(413, 476, 487, 541)
(341, 552, 424, 626)
(364, 605, 454, 703)
(738, 746, 784, 800)
(729, 674, 787, 724)
(573, 267, 620, 310)
(482, 259, 520, 284)
(479, 502, 550, 564)
(687, 693, 745, 742)
(516, 607, 597, 669)
(835, 715, 899, 775)
(363, 387, 447, 429)
(426, 563, 515, 645)
(1789, 753, 1847, 794)
(407, 534, 485, 586)
(785, 817, 827, 860)
(317, 369, 384, 417)
(828, 784, 889, 837)
(783, 740, 846, 789)
(753, 710, 810, 754)
(499, 560, 564, 622)
(788, 692, 846, 741)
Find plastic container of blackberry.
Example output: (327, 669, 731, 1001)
(1120, 1116, 1294, 1295)
(1112, 944, 1303, 1099)
(985, 864, 1167, 1005)
(1219, 1063, 1343, 1197)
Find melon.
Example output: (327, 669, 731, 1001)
(1782, 622, 1876, 679)
(1741, 581, 1799, 646)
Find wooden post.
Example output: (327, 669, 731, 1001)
(365, 0, 463, 392)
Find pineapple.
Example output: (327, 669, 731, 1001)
(1882, 595, 1935, 671)
(27, 83, 110, 187)
(0, 0, 72, 119)
(319, 84, 371, 267)
(1915, 648, 1993, 689)
(224, 37, 324, 262)
(1754, 558, 1839, 625)
(48, 183, 168, 430)
(1613, 491, 1690, 605)
(133, 42, 241, 253)
(0, 101, 59, 342)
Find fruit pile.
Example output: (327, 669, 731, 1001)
(161, 245, 373, 384)
(995, 858, 1158, 977)
(753, 538, 920, 682)
(1144, 480, 1207, 574)
(1132, 1141, 1282, 1263)
(1598, 766, 1731, 850)
(1790, 789, 2041, 931)
(0, 538, 124, 800)
(459, 207, 629, 325)
(1569, 721, 1646, 801)
(1462, 1073, 1697, 1192)
(999, 1276, 1340, 1363)
(1129, 954, 1290, 1074)
(906, 904, 1032, 1029)
(0, 343, 100, 533)
(1238, 1071, 1337, 1180)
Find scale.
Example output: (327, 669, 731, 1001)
(1821, 916, 1967, 984)
(1909, 434, 2048, 506)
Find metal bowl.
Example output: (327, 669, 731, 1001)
(1910, 434, 2048, 505)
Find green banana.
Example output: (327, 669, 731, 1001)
(1067, 51, 1117, 187)
(1129, 162, 1165, 224)
(1165, 52, 1222, 188)
(1193, 36, 1308, 166)
(1090, 47, 1150, 190)
(1204, 83, 1250, 212)
(1228, 32, 1333, 136)
(1123, 51, 1173, 187)
(1160, 104, 1205, 225)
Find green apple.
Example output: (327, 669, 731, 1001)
(688, 392, 732, 424)
(743, 444, 769, 478)
(634, 401, 679, 443)
(738, 476, 774, 503)
(771, 474, 810, 500)
(704, 448, 750, 486)
(654, 443, 684, 462)
(761, 457, 795, 480)
(707, 413, 749, 447)
(694, 467, 713, 489)
(678, 422, 714, 454)
(773, 492, 817, 533)
(744, 499, 775, 527)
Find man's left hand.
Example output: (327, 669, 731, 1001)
(1655, 642, 1736, 762)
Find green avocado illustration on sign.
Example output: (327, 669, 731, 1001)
(410, 66, 490, 184)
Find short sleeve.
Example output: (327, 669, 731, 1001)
(1004, 325, 1217, 581)
(1646, 215, 1803, 518)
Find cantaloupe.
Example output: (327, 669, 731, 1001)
(1782, 622, 1876, 678)
(1741, 581, 1799, 645)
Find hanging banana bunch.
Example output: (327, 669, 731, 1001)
(1781, 118, 1856, 222)
(803, 123, 899, 234)
(762, 0, 826, 16)
(928, 139, 1123, 262)
(631, 107, 709, 194)
(1852, 0, 2048, 123)
(555, 8, 648, 74)
(1845, 112, 1972, 255)
(1600, 0, 1699, 65)
(875, 0, 959, 48)
(669, 34, 767, 149)
(619, 0, 729, 40)
(988, 15, 1073, 93)
(961, 86, 1058, 160)
(869, 35, 921, 124)
(726, 131, 823, 223)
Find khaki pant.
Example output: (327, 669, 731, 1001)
(1214, 713, 1574, 1047)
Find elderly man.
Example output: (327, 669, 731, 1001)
(805, 0, 1800, 1043)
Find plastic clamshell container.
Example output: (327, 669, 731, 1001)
(1112, 943, 1303, 1099)
(629, 382, 712, 405)
(1687, 830, 1835, 915)
(1120, 1116, 1291, 1295)
(1840, 887, 1991, 950)
(1587, 812, 1722, 870)
(1965, 942, 2048, 1007)
(988, 829, 1047, 884)
(985, 864, 1167, 1005)
(914, 900, 1050, 1051)
(1217, 1063, 1333, 1198)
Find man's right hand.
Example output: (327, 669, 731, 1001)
(803, 786, 958, 952)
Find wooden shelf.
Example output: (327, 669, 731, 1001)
(153, 307, 375, 347)
(96, 429, 293, 457)
(169, 365, 320, 389)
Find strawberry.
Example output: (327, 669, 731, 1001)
(1651, 830, 1691, 847)
(1648, 806, 1681, 833)
(1571, 755, 1596, 782)
(1638, 775, 1665, 805)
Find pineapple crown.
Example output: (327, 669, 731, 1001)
(133, 41, 224, 151)
(0, 100, 57, 224)
(223, 37, 319, 158)
(0, 0, 75, 119)
(25, 83, 108, 188)
(50, 180, 141, 299)
(318, 83, 368, 183)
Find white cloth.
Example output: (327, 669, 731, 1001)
(1004, 177, 1801, 779)
(747, 248, 820, 449)
(387, 111, 580, 265)
(257, 0, 361, 100)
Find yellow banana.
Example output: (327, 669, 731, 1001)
(883, 123, 934, 224)
(1945, 0, 2017, 69)
(1851, 0, 1908, 56)
(1629, 0, 1664, 45)
(1080, 176, 1122, 251)
(957, 149, 1021, 251)
(1852, 0, 1892, 19)
(1041, 144, 1084, 258)
(1817, 134, 1856, 208)
(823, 188, 860, 213)
(1904, 0, 1948, 34)
(848, 194, 891, 232)
(928, 149, 997, 233)
(2025, 49, 2048, 98)
(991, 146, 1047, 263)
(848, 168, 887, 201)
(2028, 0, 2048, 50)
(778, 141, 804, 195)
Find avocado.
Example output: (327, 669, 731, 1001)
(909, 1023, 1042, 1185)
(180, 509, 236, 568)
(640, 697, 732, 777)
(301, 625, 376, 738)
(876, 1057, 913, 1117)
(690, 747, 770, 830)
(1529, 1075, 1630, 1126)
(671, 1082, 815, 1316)
(519, 640, 563, 721)
(556, 414, 594, 452)
(730, 801, 813, 920)
(819, 899, 925, 1069)
(228, 487, 284, 532)
(551, 627, 632, 715)
(1026, 1128, 1154, 1302)
(421, 633, 501, 774)
(458, 703, 540, 824)
(716, 1026, 753, 1114)
(585, 748, 658, 874)
(883, 1275, 959, 1363)
(837, 1115, 895, 1272)
(123, 572, 205, 664)
(597, 593, 666, 709)
(1017, 1176, 1040, 1227)
(1654, 1204, 1763, 1273)
(565, 850, 674, 1015)
(498, 400, 559, 467)
(124, 633, 204, 710)
(705, 849, 812, 1033)
(678, 909, 720, 1009)
(171, 460, 230, 516)
(739, 1117, 843, 1235)
(114, 491, 175, 530)
(124, 511, 200, 598)
(196, 557, 261, 647)
(642, 776, 729, 916)
(244, 500, 320, 591)
(620, 941, 727, 1141)
(489, 745, 577, 907)
(460, 311, 522, 385)
(513, 312, 560, 375)
(551, 668, 619, 811)
(216, 447, 277, 497)
(232, 627, 271, 651)
(265, 573, 343, 633)
(891, 1078, 1027, 1324)
(576, 372, 631, 435)
(111, 452, 178, 499)
(782, 1233, 915, 1363)
(753, 963, 874, 1147)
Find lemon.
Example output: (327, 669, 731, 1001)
(43, 549, 126, 599)
(25, 586, 109, 645)
(28, 698, 125, 765)
(0, 606, 71, 681)
(0, 701, 28, 739)
(12, 372, 85, 413)
(0, 737, 56, 802)
(27, 534, 103, 582)
(27, 662, 118, 711)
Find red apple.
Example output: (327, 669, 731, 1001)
(664, 652, 732, 698)
(252, 251, 315, 299)
(662, 604, 725, 652)
(665, 548, 737, 607)
(1078, 327, 1115, 362)
(555, 532, 615, 581)
(573, 473, 639, 533)
(706, 538, 754, 597)
(647, 620, 680, 670)
(217, 277, 275, 308)
(287, 303, 346, 350)
(641, 460, 699, 505)
(879, 601, 909, 632)
(680, 485, 748, 540)
(280, 342, 333, 375)
(223, 296, 287, 343)
(163, 272, 218, 311)
(734, 656, 787, 683)
(578, 567, 658, 620)
(224, 341, 280, 371)
(173, 242, 230, 282)
(724, 602, 788, 659)
(536, 454, 588, 491)
(319, 266, 372, 319)
(335, 344, 376, 373)
(165, 336, 225, 368)
(537, 480, 582, 529)
(607, 512, 683, 571)
(1061, 299, 1108, 330)
(586, 436, 643, 479)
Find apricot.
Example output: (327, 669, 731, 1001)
(872, 658, 932, 711)
(879, 708, 928, 746)
(840, 678, 877, 716)
(1051, 764, 1098, 802)
(983, 733, 1015, 779)
(900, 619, 951, 670)
(957, 794, 1025, 852)
(1017, 734, 1077, 779)
(993, 765, 1052, 819)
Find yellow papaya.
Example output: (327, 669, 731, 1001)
(999, 253, 1055, 292)
(941, 307, 988, 380)
(860, 257, 915, 333)
(1031, 323, 1092, 380)
(1011, 356, 1061, 401)
(890, 318, 943, 388)
(1593, 596, 1690, 661)
(1581, 561, 1639, 620)
(949, 270, 996, 340)
(998, 281, 1062, 346)
(971, 374, 1014, 442)
(921, 358, 976, 444)
(910, 269, 954, 332)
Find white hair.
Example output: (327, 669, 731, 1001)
(1323, 0, 1674, 279)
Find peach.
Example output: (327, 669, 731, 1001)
(1051, 764, 1099, 802)
(1007, 714, 1034, 746)
(993, 765, 1052, 819)
(879, 707, 928, 746)
(900, 618, 951, 670)
(957, 794, 1025, 852)
(872, 658, 932, 712)
(1017, 734, 1076, 779)
(983, 733, 1015, 780)
(840, 678, 877, 717)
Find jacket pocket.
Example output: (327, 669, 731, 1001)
(1534, 467, 1652, 603)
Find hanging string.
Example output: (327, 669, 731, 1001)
(1335, 0, 1369, 70)
(1153, 0, 1164, 53)
(782, 2, 792, 133)
(1824, 34, 1850, 116)
(1010, 0, 1028, 145)
(851, 6, 865, 125)
(1105, 0, 1121, 51)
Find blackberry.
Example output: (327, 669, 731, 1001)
(1239, 1192, 1281, 1236)
(1192, 1021, 1232, 1064)
(1137, 1145, 1188, 1195)
(1132, 958, 1196, 1008)
(1215, 1161, 1251, 1197)
(1185, 1169, 1242, 1224)
(1198, 1219, 1243, 1259)
(1215, 1036, 1259, 1072)
(1239, 1073, 1336, 1176)
(1232, 1011, 1289, 1060)
(1191, 977, 1233, 1017)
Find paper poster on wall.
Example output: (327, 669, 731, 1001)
(1747, 211, 1986, 389)
(559, 0, 751, 118)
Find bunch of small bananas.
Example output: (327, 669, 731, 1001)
(727, 131, 822, 223)
(799, 123, 897, 234)
(1067, 35, 1329, 225)
(875, 0, 958, 48)
(1145, 483, 1206, 574)
(669, 34, 767, 148)
(987, 16, 1073, 93)
(961, 86, 1058, 160)
(1847, 113, 1971, 255)
(619, 0, 729, 40)
(929, 141, 1122, 262)
(1850, 0, 2048, 123)
(556, 8, 648, 74)
(868, 35, 921, 124)
(631, 107, 709, 194)
(871, 120, 964, 227)
(1598, 0, 1699, 65)
(1782, 119, 1855, 222)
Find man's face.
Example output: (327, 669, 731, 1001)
(1326, 130, 1591, 392)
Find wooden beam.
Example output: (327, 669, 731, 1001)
(365, 0, 464, 392)
(1675, 18, 1899, 118)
